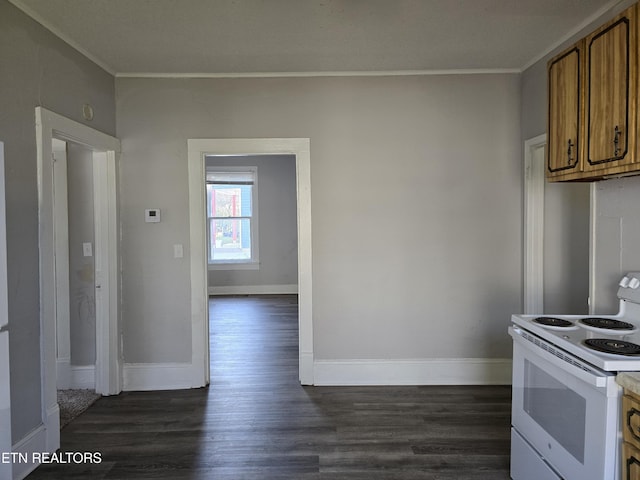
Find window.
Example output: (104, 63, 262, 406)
(206, 167, 258, 267)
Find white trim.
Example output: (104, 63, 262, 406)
(71, 365, 95, 390)
(55, 358, 71, 389)
(188, 138, 313, 385)
(36, 107, 121, 458)
(313, 358, 512, 386)
(52, 145, 71, 387)
(0, 144, 11, 480)
(208, 261, 260, 271)
(523, 134, 547, 314)
(117, 69, 520, 79)
(7, 0, 116, 75)
(56, 360, 95, 389)
(588, 183, 598, 314)
(123, 363, 196, 391)
(93, 151, 121, 395)
(11, 424, 47, 480)
(208, 284, 298, 296)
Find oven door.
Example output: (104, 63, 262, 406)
(510, 326, 621, 480)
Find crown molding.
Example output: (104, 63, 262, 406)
(8, 0, 116, 75)
(115, 69, 521, 79)
(520, 0, 628, 72)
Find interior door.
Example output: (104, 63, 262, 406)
(0, 142, 13, 479)
(54, 141, 97, 390)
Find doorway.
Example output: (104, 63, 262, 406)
(53, 139, 99, 392)
(187, 138, 313, 385)
(205, 155, 298, 295)
(36, 107, 121, 453)
(523, 134, 592, 314)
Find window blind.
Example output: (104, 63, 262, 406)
(206, 170, 255, 185)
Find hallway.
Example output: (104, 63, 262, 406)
(28, 295, 511, 479)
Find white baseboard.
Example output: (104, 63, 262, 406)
(70, 365, 95, 390)
(56, 358, 71, 389)
(56, 360, 96, 390)
(208, 284, 298, 296)
(123, 363, 201, 391)
(299, 352, 314, 385)
(313, 358, 513, 386)
(12, 424, 47, 480)
(44, 402, 60, 453)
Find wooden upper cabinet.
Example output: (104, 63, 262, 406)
(585, 4, 637, 173)
(547, 43, 583, 179)
(546, 3, 639, 182)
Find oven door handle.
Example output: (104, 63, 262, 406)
(510, 326, 611, 389)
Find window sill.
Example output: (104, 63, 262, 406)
(208, 262, 260, 271)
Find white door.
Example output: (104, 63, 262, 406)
(54, 141, 98, 390)
(0, 142, 13, 480)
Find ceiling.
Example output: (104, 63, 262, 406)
(10, 0, 620, 76)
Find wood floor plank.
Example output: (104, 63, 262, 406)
(28, 295, 511, 479)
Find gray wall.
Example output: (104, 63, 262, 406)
(543, 181, 590, 314)
(520, 0, 638, 313)
(0, 0, 114, 442)
(66, 143, 96, 366)
(206, 155, 298, 291)
(591, 176, 640, 313)
(116, 73, 522, 364)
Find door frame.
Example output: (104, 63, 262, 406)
(187, 138, 313, 385)
(523, 134, 547, 314)
(523, 133, 596, 314)
(36, 107, 121, 453)
(0, 141, 12, 480)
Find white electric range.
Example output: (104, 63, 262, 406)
(512, 276, 640, 372)
(509, 272, 640, 480)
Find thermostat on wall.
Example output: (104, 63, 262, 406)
(145, 208, 161, 223)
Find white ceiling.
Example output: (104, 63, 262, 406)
(10, 0, 620, 76)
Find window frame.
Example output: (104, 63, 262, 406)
(205, 165, 259, 270)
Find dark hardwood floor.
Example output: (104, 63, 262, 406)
(29, 294, 511, 479)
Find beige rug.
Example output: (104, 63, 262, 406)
(57, 389, 100, 429)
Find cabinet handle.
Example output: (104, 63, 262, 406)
(567, 139, 575, 165)
(614, 126, 622, 157)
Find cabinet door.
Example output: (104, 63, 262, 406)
(624, 442, 640, 480)
(547, 43, 583, 178)
(585, 5, 637, 171)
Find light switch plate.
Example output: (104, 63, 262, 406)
(174, 244, 184, 258)
(83, 242, 93, 257)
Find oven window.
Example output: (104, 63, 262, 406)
(524, 359, 586, 463)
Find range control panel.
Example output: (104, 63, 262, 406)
(618, 272, 640, 303)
